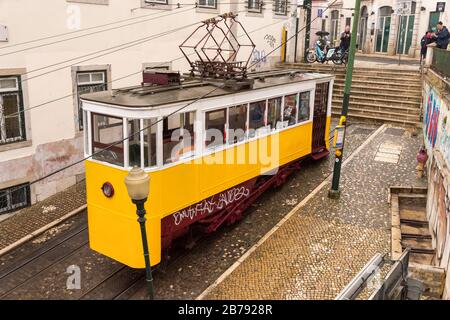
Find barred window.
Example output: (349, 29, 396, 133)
(248, 0, 262, 13)
(198, 0, 217, 9)
(0, 76, 26, 146)
(0, 183, 30, 215)
(273, 0, 288, 15)
(77, 71, 107, 131)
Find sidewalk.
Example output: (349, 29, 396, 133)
(0, 181, 86, 253)
(354, 53, 420, 69)
(200, 125, 426, 300)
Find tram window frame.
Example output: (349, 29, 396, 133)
(205, 108, 227, 150)
(267, 97, 283, 131)
(162, 111, 195, 165)
(91, 113, 125, 167)
(143, 118, 158, 168)
(127, 119, 141, 168)
(298, 91, 311, 123)
(248, 100, 267, 138)
(227, 104, 248, 144)
(283, 93, 298, 127)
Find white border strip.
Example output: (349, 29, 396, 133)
(196, 124, 387, 300)
(0, 205, 87, 257)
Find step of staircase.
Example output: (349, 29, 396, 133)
(334, 94, 421, 108)
(332, 110, 422, 126)
(334, 83, 422, 96)
(332, 101, 421, 115)
(337, 79, 422, 90)
(334, 89, 421, 103)
(332, 106, 421, 122)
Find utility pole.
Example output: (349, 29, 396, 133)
(328, 0, 361, 199)
(303, 0, 312, 63)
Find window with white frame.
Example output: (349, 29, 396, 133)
(0, 183, 30, 215)
(76, 71, 107, 130)
(248, 0, 262, 13)
(0, 76, 26, 146)
(273, 0, 288, 15)
(198, 0, 217, 9)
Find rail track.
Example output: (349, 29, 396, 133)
(0, 121, 375, 300)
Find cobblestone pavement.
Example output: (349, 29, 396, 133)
(202, 126, 426, 300)
(0, 181, 86, 251)
(354, 53, 420, 69)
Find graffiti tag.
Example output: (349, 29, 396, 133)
(173, 186, 250, 226)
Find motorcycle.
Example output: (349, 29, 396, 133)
(306, 31, 348, 65)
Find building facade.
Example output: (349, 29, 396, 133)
(322, 0, 449, 57)
(0, 0, 297, 217)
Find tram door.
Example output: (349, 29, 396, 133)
(312, 82, 329, 156)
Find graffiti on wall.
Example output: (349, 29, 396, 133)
(264, 34, 276, 48)
(424, 90, 441, 148)
(252, 49, 267, 68)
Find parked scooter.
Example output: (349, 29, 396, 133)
(306, 31, 348, 65)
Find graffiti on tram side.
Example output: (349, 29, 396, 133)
(172, 186, 251, 226)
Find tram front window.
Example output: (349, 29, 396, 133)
(163, 111, 195, 165)
(92, 114, 124, 166)
(267, 97, 282, 130)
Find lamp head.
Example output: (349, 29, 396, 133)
(124, 166, 150, 201)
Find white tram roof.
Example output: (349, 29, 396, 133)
(81, 69, 334, 109)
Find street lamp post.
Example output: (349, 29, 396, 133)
(124, 166, 155, 300)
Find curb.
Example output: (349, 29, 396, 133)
(0, 204, 87, 258)
(196, 124, 387, 300)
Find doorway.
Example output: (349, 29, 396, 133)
(396, 14, 415, 55)
(375, 6, 392, 53)
(358, 6, 368, 51)
(312, 82, 329, 156)
(428, 11, 441, 33)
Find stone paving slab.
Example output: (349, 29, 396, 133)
(0, 181, 86, 252)
(201, 126, 426, 300)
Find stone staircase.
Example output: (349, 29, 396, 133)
(280, 63, 423, 126)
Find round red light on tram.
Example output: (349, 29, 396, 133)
(101, 182, 114, 198)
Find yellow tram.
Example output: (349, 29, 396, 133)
(81, 69, 334, 268)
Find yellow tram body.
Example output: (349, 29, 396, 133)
(81, 70, 333, 268)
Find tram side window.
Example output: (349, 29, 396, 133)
(163, 111, 195, 165)
(128, 119, 141, 167)
(298, 91, 311, 122)
(92, 114, 124, 166)
(283, 94, 298, 126)
(249, 100, 266, 138)
(205, 108, 226, 149)
(143, 118, 157, 167)
(228, 104, 247, 144)
(267, 97, 282, 131)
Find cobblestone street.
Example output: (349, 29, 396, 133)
(201, 125, 426, 300)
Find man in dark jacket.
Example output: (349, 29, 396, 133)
(421, 31, 435, 61)
(339, 25, 351, 52)
(433, 21, 450, 49)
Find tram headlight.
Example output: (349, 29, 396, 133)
(101, 182, 115, 198)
